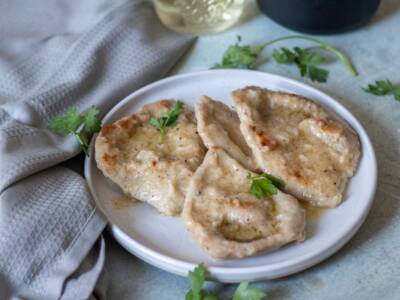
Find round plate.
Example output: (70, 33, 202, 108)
(84, 70, 377, 282)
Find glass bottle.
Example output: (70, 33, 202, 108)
(154, 0, 245, 34)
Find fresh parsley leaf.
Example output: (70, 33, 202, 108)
(262, 173, 285, 189)
(149, 117, 162, 129)
(185, 264, 220, 300)
(185, 291, 196, 300)
(249, 181, 263, 199)
(82, 106, 102, 136)
(257, 178, 277, 197)
(232, 281, 266, 300)
(364, 79, 400, 101)
(48, 106, 101, 156)
(186, 264, 206, 300)
(272, 47, 295, 64)
(273, 47, 328, 82)
(48, 106, 82, 135)
(295, 47, 324, 65)
(213, 36, 262, 69)
(308, 65, 329, 83)
(149, 101, 184, 134)
(248, 173, 285, 199)
(364, 79, 393, 95)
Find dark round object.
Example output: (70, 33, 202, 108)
(257, 0, 381, 34)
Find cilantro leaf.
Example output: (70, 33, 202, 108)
(48, 106, 82, 134)
(233, 281, 266, 300)
(149, 101, 184, 134)
(185, 264, 221, 300)
(257, 178, 278, 196)
(364, 79, 400, 101)
(364, 79, 393, 95)
(185, 291, 195, 300)
(262, 173, 285, 189)
(213, 36, 262, 69)
(82, 106, 101, 136)
(295, 47, 324, 65)
(272, 47, 295, 64)
(308, 65, 329, 82)
(149, 117, 163, 129)
(393, 88, 400, 101)
(186, 264, 206, 300)
(48, 106, 101, 156)
(249, 181, 263, 199)
(248, 173, 285, 199)
(273, 47, 328, 82)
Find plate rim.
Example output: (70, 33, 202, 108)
(84, 69, 377, 281)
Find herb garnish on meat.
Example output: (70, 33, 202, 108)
(247, 173, 285, 199)
(149, 101, 184, 135)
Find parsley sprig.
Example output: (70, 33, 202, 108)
(363, 79, 400, 101)
(213, 35, 357, 83)
(186, 264, 265, 300)
(48, 106, 101, 156)
(149, 101, 184, 135)
(247, 173, 285, 199)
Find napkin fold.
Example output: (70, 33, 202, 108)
(0, 0, 194, 298)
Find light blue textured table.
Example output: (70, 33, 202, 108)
(103, 1, 400, 299)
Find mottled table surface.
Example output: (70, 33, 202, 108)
(103, 1, 400, 299)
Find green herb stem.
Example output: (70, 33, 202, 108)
(73, 131, 88, 156)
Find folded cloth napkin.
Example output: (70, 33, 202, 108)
(0, 0, 194, 299)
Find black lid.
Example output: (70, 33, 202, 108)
(257, 0, 381, 34)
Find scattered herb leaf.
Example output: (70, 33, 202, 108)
(185, 264, 220, 300)
(48, 106, 101, 156)
(48, 106, 82, 135)
(262, 173, 286, 189)
(232, 281, 266, 300)
(213, 36, 262, 69)
(363, 79, 400, 101)
(149, 101, 184, 135)
(273, 47, 328, 82)
(82, 106, 102, 135)
(272, 47, 296, 64)
(186, 263, 205, 300)
(247, 173, 285, 199)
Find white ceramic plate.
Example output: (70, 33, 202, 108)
(85, 70, 377, 283)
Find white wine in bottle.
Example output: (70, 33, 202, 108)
(154, 0, 244, 34)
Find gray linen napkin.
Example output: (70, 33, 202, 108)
(0, 0, 194, 299)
